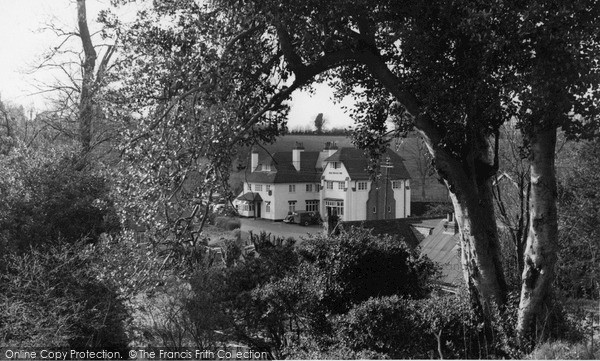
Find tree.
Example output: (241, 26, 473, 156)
(0, 241, 129, 350)
(506, 1, 600, 338)
(107, 0, 600, 330)
(492, 123, 531, 286)
(394, 134, 437, 201)
(556, 139, 600, 300)
(108, 0, 509, 318)
(34, 0, 116, 162)
(313, 112, 325, 134)
(0, 145, 120, 253)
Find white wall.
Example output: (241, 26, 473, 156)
(321, 163, 350, 221)
(270, 183, 320, 220)
(347, 180, 370, 221)
(392, 179, 411, 218)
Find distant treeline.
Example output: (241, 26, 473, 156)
(286, 127, 349, 135)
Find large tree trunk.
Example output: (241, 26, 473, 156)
(77, 0, 97, 156)
(517, 126, 558, 339)
(358, 52, 507, 315)
(434, 143, 508, 316)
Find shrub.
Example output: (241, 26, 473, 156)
(230, 228, 242, 243)
(529, 340, 600, 360)
(0, 242, 129, 350)
(214, 216, 241, 231)
(298, 227, 438, 314)
(337, 295, 423, 358)
(226, 218, 241, 230)
(0, 149, 119, 252)
(335, 292, 524, 359)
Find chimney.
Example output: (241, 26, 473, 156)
(320, 141, 339, 169)
(292, 142, 304, 171)
(444, 212, 459, 234)
(327, 141, 338, 157)
(250, 150, 259, 172)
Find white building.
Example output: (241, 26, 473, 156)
(234, 142, 411, 221)
(320, 147, 411, 222)
(234, 143, 321, 220)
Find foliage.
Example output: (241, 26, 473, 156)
(0, 241, 129, 350)
(214, 216, 241, 231)
(529, 340, 600, 360)
(556, 139, 600, 300)
(421, 202, 454, 218)
(103, 0, 520, 319)
(0, 145, 119, 253)
(314, 113, 325, 134)
(333, 292, 523, 359)
(298, 227, 438, 314)
(286, 126, 348, 136)
(144, 227, 439, 358)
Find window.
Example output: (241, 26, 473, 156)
(338, 182, 345, 190)
(326, 181, 334, 190)
(331, 162, 341, 169)
(357, 181, 368, 190)
(266, 185, 271, 192)
(306, 184, 313, 192)
(306, 200, 319, 212)
(392, 180, 402, 189)
(262, 164, 271, 171)
(255, 184, 263, 192)
(325, 200, 344, 216)
(289, 184, 296, 193)
(247, 183, 252, 191)
(243, 203, 255, 212)
(288, 201, 297, 212)
(266, 202, 271, 213)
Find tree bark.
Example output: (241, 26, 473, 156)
(434, 143, 508, 315)
(358, 49, 507, 315)
(517, 126, 558, 338)
(77, 0, 97, 156)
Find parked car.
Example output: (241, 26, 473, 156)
(283, 211, 322, 226)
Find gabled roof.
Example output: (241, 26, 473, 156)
(419, 219, 462, 288)
(325, 148, 411, 180)
(236, 192, 263, 202)
(245, 151, 322, 184)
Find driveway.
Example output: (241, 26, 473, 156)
(240, 218, 325, 243)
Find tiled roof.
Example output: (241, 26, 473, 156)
(244, 151, 322, 184)
(236, 192, 263, 202)
(325, 148, 411, 180)
(419, 220, 463, 288)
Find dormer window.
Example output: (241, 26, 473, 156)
(262, 163, 271, 171)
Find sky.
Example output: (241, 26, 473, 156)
(0, 0, 355, 130)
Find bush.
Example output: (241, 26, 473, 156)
(529, 340, 600, 360)
(335, 292, 523, 359)
(0, 149, 120, 252)
(0, 242, 129, 350)
(214, 216, 240, 230)
(178, 227, 440, 358)
(298, 227, 438, 314)
(337, 296, 423, 358)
